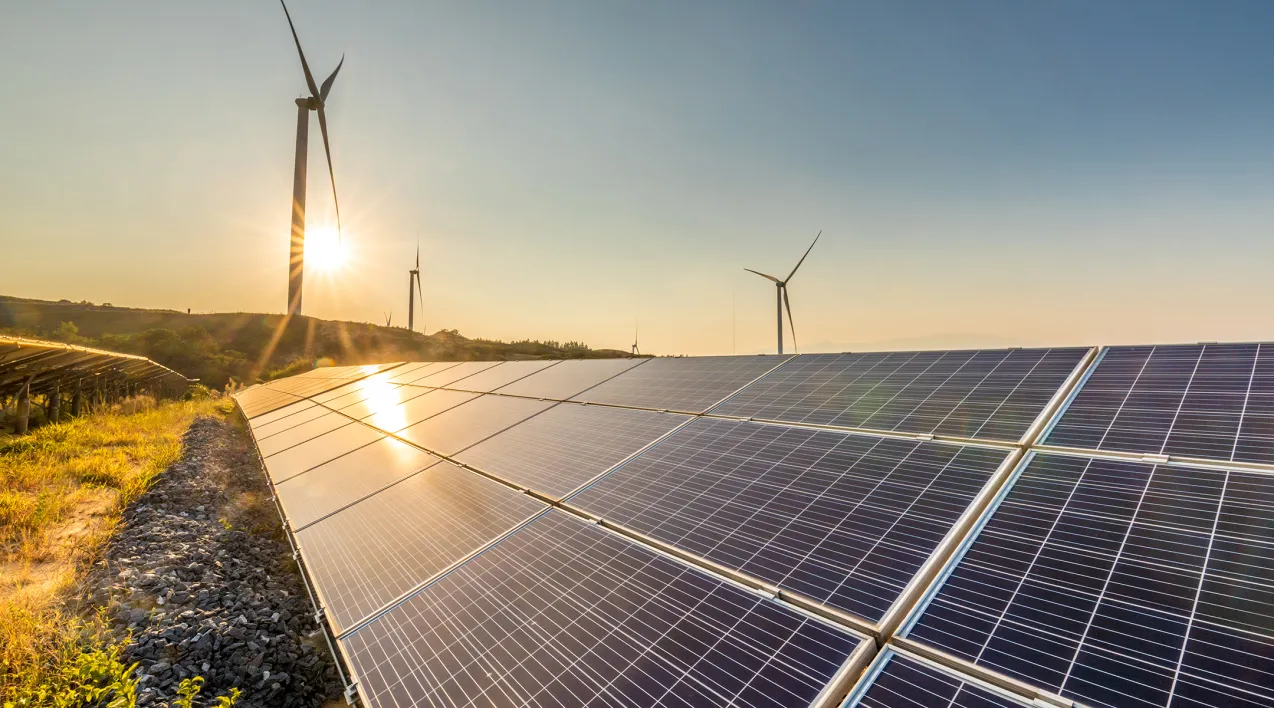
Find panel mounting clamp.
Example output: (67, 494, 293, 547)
(1141, 453, 1170, 464)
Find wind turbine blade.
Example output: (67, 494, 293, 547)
(415, 240, 420, 269)
(319, 54, 344, 102)
(744, 268, 780, 283)
(315, 105, 342, 237)
(783, 287, 798, 354)
(279, 0, 321, 99)
(415, 272, 425, 330)
(786, 230, 821, 282)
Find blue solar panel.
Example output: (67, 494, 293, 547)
(571, 355, 787, 413)
(902, 452, 1274, 708)
(1044, 343, 1274, 464)
(340, 509, 867, 708)
(454, 403, 691, 498)
(296, 461, 546, 633)
(570, 417, 1009, 623)
(844, 650, 1028, 707)
(713, 348, 1089, 442)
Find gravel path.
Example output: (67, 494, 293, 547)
(85, 415, 343, 707)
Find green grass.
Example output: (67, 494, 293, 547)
(0, 398, 221, 702)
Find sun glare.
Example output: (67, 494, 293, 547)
(305, 225, 348, 272)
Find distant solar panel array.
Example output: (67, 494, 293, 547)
(233, 343, 1274, 708)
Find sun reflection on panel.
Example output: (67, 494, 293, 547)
(356, 377, 409, 433)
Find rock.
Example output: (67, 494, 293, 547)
(79, 416, 342, 707)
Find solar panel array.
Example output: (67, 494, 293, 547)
(233, 344, 1274, 708)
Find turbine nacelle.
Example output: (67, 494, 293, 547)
(744, 230, 822, 355)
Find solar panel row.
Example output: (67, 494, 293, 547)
(234, 345, 1274, 708)
(898, 452, 1274, 708)
(1045, 343, 1274, 465)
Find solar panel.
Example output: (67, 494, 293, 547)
(239, 395, 313, 425)
(382, 361, 457, 385)
(309, 376, 399, 406)
(394, 395, 557, 456)
(261, 423, 386, 484)
(296, 460, 547, 633)
(571, 355, 787, 413)
(248, 403, 335, 439)
(274, 437, 441, 530)
(455, 403, 691, 498)
(713, 348, 1090, 443)
(254, 412, 354, 457)
(399, 361, 502, 388)
(436, 360, 559, 392)
(569, 417, 1010, 624)
(1043, 343, 1274, 464)
(354, 389, 480, 435)
(328, 384, 427, 423)
(493, 357, 646, 400)
(236, 387, 306, 418)
(844, 649, 1027, 707)
(339, 509, 868, 708)
(900, 452, 1274, 708)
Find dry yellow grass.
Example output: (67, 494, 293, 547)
(0, 396, 224, 703)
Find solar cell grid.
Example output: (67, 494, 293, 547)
(455, 403, 691, 498)
(244, 398, 317, 427)
(249, 403, 333, 439)
(237, 388, 306, 418)
(437, 359, 558, 392)
(340, 509, 866, 708)
(297, 461, 547, 633)
(394, 395, 556, 455)
(400, 361, 502, 388)
(262, 423, 386, 483)
(714, 348, 1089, 443)
(903, 452, 1274, 708)
(570, 417, 1009, 623)
(274, 437, 440, 530)
(1044, 343, 1274, 464)
(494, 357, 646, 400)
(255, 413, 352, 457)
(382, 361, 455, 385)
(845, 651, 1026, 707)
(355, 389, 479, 435)
(572, 355, 787, 413)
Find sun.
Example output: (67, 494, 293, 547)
(305, 224, 348, 272)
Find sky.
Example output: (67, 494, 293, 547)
(3, 1, 1274, 355)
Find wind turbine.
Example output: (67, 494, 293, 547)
(384, 312, 393, 327)
(408, 243, 424, 333)
(631, 321, 640, 356)
(745, 231, 821, 355)
(280, 0, 344, 317)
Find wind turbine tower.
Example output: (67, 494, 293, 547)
(408, 244, 424, 333)
(280, 0, 345, 316)
(745, 231, 821, 355)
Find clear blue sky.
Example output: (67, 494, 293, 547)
(3, 1, 1273, 354)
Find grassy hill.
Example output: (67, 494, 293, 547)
(0, 295, 634, 390)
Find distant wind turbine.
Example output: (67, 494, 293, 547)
(408, 243, 424, 333)
(745, 231, 821, 355)
(280, 0, 345, 316)
(631, 320, 640, 356)
(384, 312, 393, 327)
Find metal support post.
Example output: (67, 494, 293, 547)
(15, 377, 32, 435)
(48, 381, 60, 423)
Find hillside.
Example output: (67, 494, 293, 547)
(0, 295, 634, 389)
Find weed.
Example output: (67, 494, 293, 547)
(175, 675, 203, 708)
(0, 400, 220, 698)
